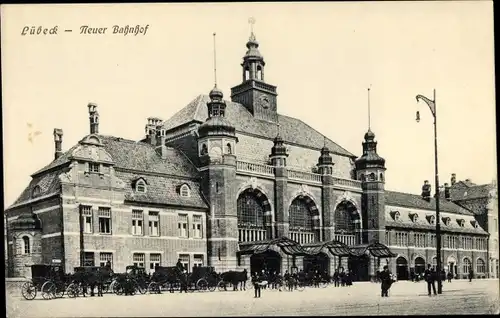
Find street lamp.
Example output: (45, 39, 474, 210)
(415, 89, 443, 294)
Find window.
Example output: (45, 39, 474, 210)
(432, 256, 437, 269)
(136, 180, 146, 193)
(226, 143, 232, 154)
(194, 254, 204, 267)
(180, 184, 191, 197)
(31, 186, 41, 198)
(22, 236, 30, 254)
(81, 205, 93, 233)
(193, 215, 203, 238)
(98, 207, 111, 234)
(179, 254, 190, 271)
(429, 215, 435, 225)
(411, 214, 419, 223)
(132, 210, 143, 235)
(393, 211, 400, 221)
(99, 252, 113, 268)
(414, 233, 425, 248)
(149, 212, 159, 236)
(149, 253, 161, 273)
(430, 234, 436, 248)
(463, 258, 472, 273)
(385, 231, 391, 245)
(476, 258, 486, 273)
(201, 144, 208, 155)
(133, 253, 145, 268)
(88, 163, 100, 173)
(395, 232, 408, 246)
(237, 190, 265, 228)
(178, 214, 188, 238)
(289, 198, 313, 231)
(84, 252, 95, 266)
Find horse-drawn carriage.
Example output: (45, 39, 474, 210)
(191, 266, 218, 292)
(111, 265, 149, 295)
(217, 269, 249, 291)
(21, 264, 69, 300)
(147, 266, 187, 293)
(65, 266, 115, 298)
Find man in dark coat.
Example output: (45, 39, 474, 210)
(333, 269, 340, 287)
(176, 259, 184, 273)
(252, 272, 261, 298)
(380, 265, 393, 297)
(468, 269, 474, 282)
(424, 264, 437, 296)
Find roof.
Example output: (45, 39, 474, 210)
(115, 170, 208, 210)
(238, 236, 311, 256)
(163, 94, 355, 157)
(449, 182, 494, 201)
(385, 190, 473, 215)
(11, 169, 64, 207)
(33, 135, 199, 179)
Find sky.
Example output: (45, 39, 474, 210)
(1, 2, 496, 208)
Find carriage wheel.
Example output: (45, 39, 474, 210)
(114, 283, 124, 295)
(217, 280, 227, 292)
(41, 281, 55, 300)
(21, 281, 37, 300)
(207, 281, 217, 292)
(196, 279, 208, 291)
(54, 284, 65, 298)
(148, 282, 160, 294)
(66, 283, 78, 298)
(109, 280, 118, 294)
(136, 282, 147, 295)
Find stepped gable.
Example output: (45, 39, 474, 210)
(385, 190, 473, 215)
(163, 94, 356, 158)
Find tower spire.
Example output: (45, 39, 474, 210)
(213, 32, 217, 87)
(248, 17, 256, 37)
(367, 86, 371, 131)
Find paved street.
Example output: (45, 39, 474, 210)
(6, 279, 499, 317)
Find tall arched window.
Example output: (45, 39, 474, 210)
(476, 258, 486, 273)
(463, 257, 472, 274)
(334, 203, 355, 233)
(237, 191, 265, 228)
(289, 198, 313, 230)
(22, 236, 30, 254)
(432, 256, 437, 269)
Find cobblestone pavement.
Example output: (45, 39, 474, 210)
(6, 279, 499, 317)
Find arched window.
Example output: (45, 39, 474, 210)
(476, 258, 486, 273)
(380, 173, 384, 182)
(22, 236, 30, 254)
(180, 184, 191, 197)
(429, 215, 436, 225)
(226, 143, 232, 154)
(237, 190, 265, 227)
(360, 174, 365, 182)
(289, 198, 313, 230)
(463, 258, 472, 274)
(136, 180, 146, 193)
(200, 144, 208, 155)
(334, 202, 356, 233)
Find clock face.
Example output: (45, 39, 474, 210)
(257, 95, 271, 109)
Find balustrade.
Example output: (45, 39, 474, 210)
(334, 234, 356, 246)
(289, 231, 316, 245)
(238, 228, 267, 242)
(288, 169, 322, 183)
(236, 161, 274, 175)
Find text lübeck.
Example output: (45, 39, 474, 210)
(79, 25, 150, 36)
(21, 26, 58, 36)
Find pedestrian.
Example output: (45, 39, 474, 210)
(333, 269, 339, 287)
(179, 270, 188, 293)
(380, 265, 393, 297)
(468, 269, 474, 282)
(339, 268, 345, 287)
(424, 264, 437, 296)
(447, 271, 453, 283)
(252, 272, 261, 298)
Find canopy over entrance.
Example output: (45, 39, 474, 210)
(237, 236, 310, 256)
(349, 242, 397, 258)
(303, 240, 352, 257)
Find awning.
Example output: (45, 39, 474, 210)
(237, 236, 310, 256)
(349, 242, 397, 258)
(303, 240, 352, 257)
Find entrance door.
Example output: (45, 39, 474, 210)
(414, 257, 426, 277)
(396, 257, 409, 280)
(348, 255, 369, 281)
(303, 253, 330, 275)
(250, 250, 281, 275)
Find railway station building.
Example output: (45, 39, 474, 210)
(5, 30, 498, 281)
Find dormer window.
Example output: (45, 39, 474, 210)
(457, 219, 465, 227)
(471, 220, 479, 228)
(180, 184, 191, 198)
(390, 211, 401, 221)
(427, 215, 436, 225)
(442, 217, 451, 226)
(31, 185, 41, 198)
(136, 180, 146, 193)
(410, 213, 419, 223)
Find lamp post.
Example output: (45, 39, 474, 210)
(415, 89, 443, 294)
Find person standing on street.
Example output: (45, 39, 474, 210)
(252, 272, 261, 298)
(379, 265, 393, 297)
(468, 268, 474, 282)
(424, 264, 437, 296)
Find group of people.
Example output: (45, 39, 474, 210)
(332, 268, 354, 287)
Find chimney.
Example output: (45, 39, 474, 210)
(444, 183, 451, 201)
(88, 103, 99, 134)
(53, 128, 63, 160)
(421, 180, 431, 202)
(158, 126, 167, 159)
(145, 117, 162, 146)
(451, 173, 456, 185)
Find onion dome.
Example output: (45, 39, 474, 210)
(364, 129, 376, 141)
(244, 32, 263, 59)
(318, 145, 333, 166)
(10, 213, 42, 231)
(270, 132, 288, 158)
(355, 129, 386, 169)
(209, 86, 224, 101)
(198, 116, 236, 137)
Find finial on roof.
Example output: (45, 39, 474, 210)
(323, 136, 327, 148)
(213, 32, 218, 88)
(367, 86, 371, 131)
(209, 32, 223, 100)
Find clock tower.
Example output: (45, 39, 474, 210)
(230, 21, 278, 122)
